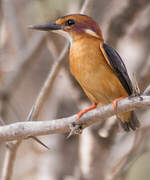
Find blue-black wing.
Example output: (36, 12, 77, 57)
(103, 43, 133, 95)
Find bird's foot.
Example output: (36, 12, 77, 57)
(67, 122, 83, 139)
(113, 97, 125, 113)
(77, 104, 97, 119)
(67, 104, 97, 138)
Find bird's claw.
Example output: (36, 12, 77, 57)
(67, 122, 83, 139)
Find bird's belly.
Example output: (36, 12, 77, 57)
(78, 68, 127, 104)
(70, 38, 128, 104)
(70, 56, 127, 104)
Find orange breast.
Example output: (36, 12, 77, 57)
(69, 37, 128, 105)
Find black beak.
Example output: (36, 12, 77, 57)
(28, 22, 62, 31)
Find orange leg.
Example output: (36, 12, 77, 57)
(113, 97, 125, 110)
(77, 104, 97, 119)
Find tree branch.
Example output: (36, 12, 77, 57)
(1, 141, 21, 180)
(27, 42, 69, 121)
(0, 95, 150, 142)
(107, 0, 150, 47)
(0, 33, 46, 97)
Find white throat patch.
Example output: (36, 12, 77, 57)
(54, 30, 72, 44)
(84, 29, 99, 38)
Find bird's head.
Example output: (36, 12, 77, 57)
(29, 14, 103, 43)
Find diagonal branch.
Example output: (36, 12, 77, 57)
(27, 42, 69, 121)
(0, 33, 47, 97)
(0, 95, 150, 142)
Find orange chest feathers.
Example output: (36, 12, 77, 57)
(69, 38, 128, 104)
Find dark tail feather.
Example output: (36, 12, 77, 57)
(119, 112, 140, 131)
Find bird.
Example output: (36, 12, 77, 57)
(29, 14, 140, 131)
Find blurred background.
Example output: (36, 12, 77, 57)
(0, 0, 150, 180)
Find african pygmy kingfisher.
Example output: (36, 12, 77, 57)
(29, 14, 140, 131)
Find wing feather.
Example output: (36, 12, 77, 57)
(100, 43, 133, 95)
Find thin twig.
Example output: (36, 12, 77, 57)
(80, 0, 93, 14)
(0, 117, 5, 125)
(143, 84, 150, 95)
(1, 141, 21, 180)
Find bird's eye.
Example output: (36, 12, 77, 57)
(65, 19, 75, 26)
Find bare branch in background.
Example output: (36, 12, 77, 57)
(2, 0, 25, 57)
(0, 33, 47, 97)
(1, 0, 46, 179)
(0, 33, 47, 125)
(136, 23, 150, 91)
(105, 130, 142, 180)
(107, 0, 150, 47)
(1, 141, 21, 180)
(80, 0, 93, 14)
(0, 25, 47, 180)
(27, 42, 69, 121)
(135, 23, 150, 75)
